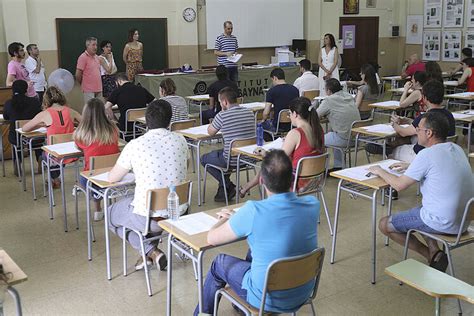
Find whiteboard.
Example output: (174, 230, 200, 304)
(206, 0, 304, 49)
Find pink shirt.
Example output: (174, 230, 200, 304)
(405, 62, 426, 77)
(76, 51, 102, 93)
(7, 60, 37, 97)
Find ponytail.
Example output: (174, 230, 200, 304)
(289, 97, 324, 150)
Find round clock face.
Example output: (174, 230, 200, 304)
(183, 7, 196, 22)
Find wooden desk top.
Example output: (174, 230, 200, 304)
(0, 250, 27, 286)
(444, 93, 474, 101)
(16, 127, 47, 138)
(388, 88, 404, 94)
(330, 161, 391, 190)
(452, 111, 474, 123)
(232, 147, 264, 161)
(381, 75, 404, 81)
(186, 94, 210, 102)
(352, 126, 396, 138)
(175, 129, 222, 141)
(80, 167, 135, 189)
(159, 203, 244, 252)
(368, 101, 401, 111)
(42, 140, 127, 159)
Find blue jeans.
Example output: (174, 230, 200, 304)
(324, 132, 350, 168)
(201, 149, 232, 188)
(389, 206, 443, 234)
(194, 252, 252, 315)
(227, 66, 239, 82)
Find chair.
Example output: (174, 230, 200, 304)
(385, 259, 474, 316)
(446, 134, 458, 143)
(403, 197, 474, 315)
(214, 248, 326, 316)
(292, 153, 333, 236)
(264, 109, 292, 141)
(358, 100, 375, 121)
(236, 97, 244, 104)
(326, 118, 373, 168)
(119, 107, 147, 140)
(170, 119, 196, 173)
(122, 181, 192, 296)
(12, 120, 31, 182)
(303, 90, 320, 100)
(203, 137, 257, 206)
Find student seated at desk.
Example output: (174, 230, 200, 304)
(368, 111, 473, 272)
(456, 57, 474, 91)
(353, 64, 379, 120)
(347, 62, 381, 86)
(401, 53, 425, 79)
(194, 150, 319, 315)
(293, 59, 319, 96)
(74, 98, 119, 221)
(22, 86, 82, 188)
(425, 61, 443, 84)
(202, 65, 238, 125)
(450, 47, 472, 76)
(202, 87, 255, 202)
(158, 78, 188, 123)
(239, 97, 325, 197)
(398, 71, 428, 111)
(107, 100, 188, 271)
(3, 80, 42, 175)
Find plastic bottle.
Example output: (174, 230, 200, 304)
(167, 185, 180, 221)
(256, 123, 264, 146)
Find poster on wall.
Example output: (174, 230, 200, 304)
(443, 0, 464, 27)
(423, 30, 441, 60)
(342, 25, 356, 49)
(467, 0, 474, 27)
(424, 0, 442, 28)
(465, 31, 474, 49)
(442, 30, 462, 61)
(406, 15, 424, 44)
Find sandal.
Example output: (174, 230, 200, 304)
(429, 250, 448, 272)
(239, 186, 247, 199)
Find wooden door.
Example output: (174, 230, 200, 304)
(339, 17, 379, 80)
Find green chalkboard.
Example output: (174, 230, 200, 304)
(56, 18, 168, 75)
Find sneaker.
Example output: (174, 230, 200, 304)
(134, 256, 153, 271)
(384, 188, 398, 200)
(93, 211, 104, 221)
(227, 185, 236, 201)
(149, 249, 167, 271)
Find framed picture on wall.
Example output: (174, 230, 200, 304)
(424, 0, 442, 28)
(344, 0, 359, 14)
(443, 0, 464, 28)
(406, 15, 424, 44)
(366, 0, 376, 8)
(423, 30, 441, 61)
(465, 30, 474, 49)
(467, 0, 474, 27)
(442, 30, 462, 61)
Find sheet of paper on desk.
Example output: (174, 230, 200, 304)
(227, 54, 242, 63)
(362, 124, 409, 134)
(15, 127, 47, 133)
(238, 137, 284, 155)
(188, 94, 210, 101)
(168, 212, 218, 235)
(333, 159, 402, 181)
(0, 114, 3, 120)
(45, 141, 80, 155)
(240, 102, 265, 109)
(452, 112, 473, 119)
(444, 81, 458, 86)
(448, 92, 474, 97)
(91, 172, 135, 184)
(372, 101, 400, 107)
(179, 124, 221, 135)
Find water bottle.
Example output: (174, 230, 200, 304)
(256, 123, 264, 146)
(167, 185, 180, 221)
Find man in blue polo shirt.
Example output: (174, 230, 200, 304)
(215, 21, 239, 82)
(194, 150, 319, 315)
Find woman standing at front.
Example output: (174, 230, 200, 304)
(318, 33, 339, 97)
(99, 40, 118, 100)
(123, 28, 143, 82)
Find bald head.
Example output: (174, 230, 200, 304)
(409, 53, 419, 65)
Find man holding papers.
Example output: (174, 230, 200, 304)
(214, 21, 239, 82)
(194, 150, 319, 315)
(368, 111, 473, 272)
(107, 100, 188, 271)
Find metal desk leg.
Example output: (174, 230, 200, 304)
(60, 158, 68, 232)
(468, 121, 472, 153)
(20, 136, 26, 191)
(29, 139, 36, 200)
(86, 181, 92, 261)
(196, 140, 202, 206)
(47, 154, 54, 219)
(385, 188, 393, 246)
(371, 189, 378, 284)
(7, 286, 22, 316)
(330, 179, 343, 263)
(354, 134, 360, 166)
(103, 188, 112, 280)
(236, 154, 241, 203)
(197, 251, 205, 314)
(166, 234, 173, 316)
(0, 130, 5, 177)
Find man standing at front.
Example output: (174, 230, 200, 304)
(25, 44, 47, 103)
(194, 150, 319, 315)
(6, 42, 37, 98)
(76, 37, 102, 103)
(215, 21, 239, 82)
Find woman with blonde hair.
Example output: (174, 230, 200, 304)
(74, 98, 119, 221)
(23, 86, 82, 188)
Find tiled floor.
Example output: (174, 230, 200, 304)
(1, 131, 473, 315)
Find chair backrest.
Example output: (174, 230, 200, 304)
(275, 109, 292, 133)
(229, 137, 257, 158)
(89, 152, 121, 171)
(124, 108, 147, 132)
(454, 197, 474, 245)
(49, 133, 73, 145)
(236, 97, 244, 104)
(446, 134, 458, 143)
(303, 90, 320, 100)
(349, 118, 374, 141)
(292, 153, 329, 194)
(15, 120, 29, 129)
(259, 248, 325, 313)
(170, 119, 196, 131)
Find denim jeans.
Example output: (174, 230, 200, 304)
(324, 132, 350, 168)
(201, 149, 232, 188)
(194, 251, 252, 315)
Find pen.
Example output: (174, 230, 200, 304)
(365, 172, 373, 177)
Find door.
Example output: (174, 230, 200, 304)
(339, 17, 379, 80)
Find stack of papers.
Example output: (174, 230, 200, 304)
(187, 94, 210, 101)
(452, 111, 474, 119)
(166, 212, 218, 235)
(44, 141, 80, 155)
(240, 102, 265, 110)
(178, 124, 211, 135)
(332, 159, 403, 181)
(91, 172, 135, 185)
(227, 54, 243, 63)
(443, 80, 459, 86)
(447, 92, 474, 97)
(16, 127, 47, 134)
(371, 101, 400, 107)
(237, 138, 284, 155)
(361, 124, 410, 135)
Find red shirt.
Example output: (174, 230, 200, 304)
(405, 62, 426, 77)
(75, 136, 119, 171)
(467, 67, 474, 92)
(46, 107, 75, 144)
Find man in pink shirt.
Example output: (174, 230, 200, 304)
(6, 42, 37, 98)
(401, 53, 426, 79)
(76, 37, 102, 103)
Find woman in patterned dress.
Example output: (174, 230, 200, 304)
(123, 28, 143, 81)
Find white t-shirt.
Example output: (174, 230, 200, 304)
(293, 71, 319, 96)
(404, 142, 473, 234)
(24, 56, 47, 92)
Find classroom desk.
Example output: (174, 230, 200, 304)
(15, 127, 46, 199)
(452, 110, 474, 152)
(186, 94, 210, 125)
(330, 160, 397, 284)
(445, 92, 474, 110)
(0, 249, 28, 315)
(80, 167, 135, 279)
(381, 75, 406, 89)
(159, 203, 244, 316)
(174, 125, 222, 206)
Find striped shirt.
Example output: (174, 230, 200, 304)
(211, 105, 255, 165)
(215, 34, 239, 68)
(160, 95, 189, 122)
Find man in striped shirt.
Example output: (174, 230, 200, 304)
(202, 87, 256, 202)
(214, 21, 239, 82)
